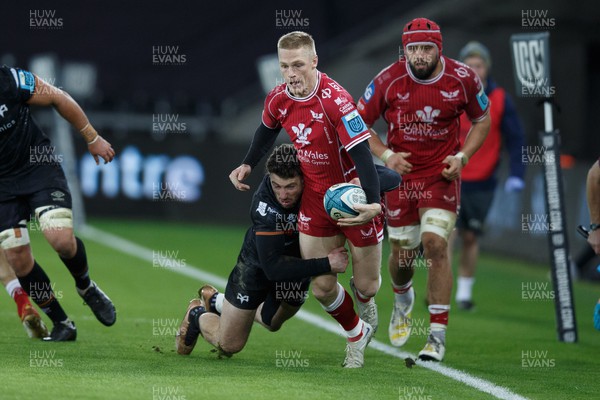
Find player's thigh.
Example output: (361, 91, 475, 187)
(0, 200, 31, 255)
(419, 208, 456, 264)
(28, 183, 76, 252)
(299, 232, 345, 258)
(418, 207, 457, 243)
(349, 241, 382, 278)
(221, 264, 270, 350)
(417, 176, 458, 243)
(217, 300, 256, 351)
(385, 184, 421, 252)
(0, 203, 34, 274)
(0, 198, 29, 231)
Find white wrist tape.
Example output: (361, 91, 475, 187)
(380, 149, 395, 164)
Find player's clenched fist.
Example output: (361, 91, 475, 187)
(441, 155, 463, 181)
(327, 247, 349, 273)
(229, 164, 252, 191)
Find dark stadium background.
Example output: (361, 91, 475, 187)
(1, 0, 599, 265)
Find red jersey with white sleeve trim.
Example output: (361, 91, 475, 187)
(262, 71, 370, 194)
(358, 56, 490, 180)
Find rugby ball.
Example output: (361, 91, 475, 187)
(323, 183, 367, 220)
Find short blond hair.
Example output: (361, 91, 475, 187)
(277, 31, 316, 56)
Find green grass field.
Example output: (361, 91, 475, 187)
(0, 219, 598, 400)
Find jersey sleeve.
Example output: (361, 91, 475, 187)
(357, 75, 388, 127)
(250, 193, 279, 234)
(0, 67, 35, 102)
(462, 67, 490, 122)
(255, 234, 330, 281)
(261, 88, 283, 130)
(323, 88, 370, 151)
(242, 123, 281, 168)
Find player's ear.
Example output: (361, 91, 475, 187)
(312, 54, 318, 69)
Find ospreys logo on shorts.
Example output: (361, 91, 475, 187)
(237, 293, 249, 304)
(342, 110, 366, 138)
(51, 190, 65, 202)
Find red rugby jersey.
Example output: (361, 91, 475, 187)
(358, 56, 489, 180)
(262, 71, 370, 194)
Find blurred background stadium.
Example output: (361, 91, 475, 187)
(2, 1, 600, 398)
(1, 0, 599, 268)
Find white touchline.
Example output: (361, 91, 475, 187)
(80, 224, 529, 400)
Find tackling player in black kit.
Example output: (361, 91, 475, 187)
(176, 144, 400, 358)
(0, 65, 116, 341)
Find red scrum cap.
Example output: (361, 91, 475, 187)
(402, 18, 443, 53)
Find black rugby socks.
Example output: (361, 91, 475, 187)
(19, 260, 69, 324)
(60, 237, 91, 291)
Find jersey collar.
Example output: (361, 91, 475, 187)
(285, 70, 321, 102)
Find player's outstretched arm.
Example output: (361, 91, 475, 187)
(230, 124, 281, 191)
(442, 112, 491, 181)
(255, 235, 346, 280)
(26, 75, 115, 165)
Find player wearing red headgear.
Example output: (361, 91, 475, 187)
(357, 18, 491, 361)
